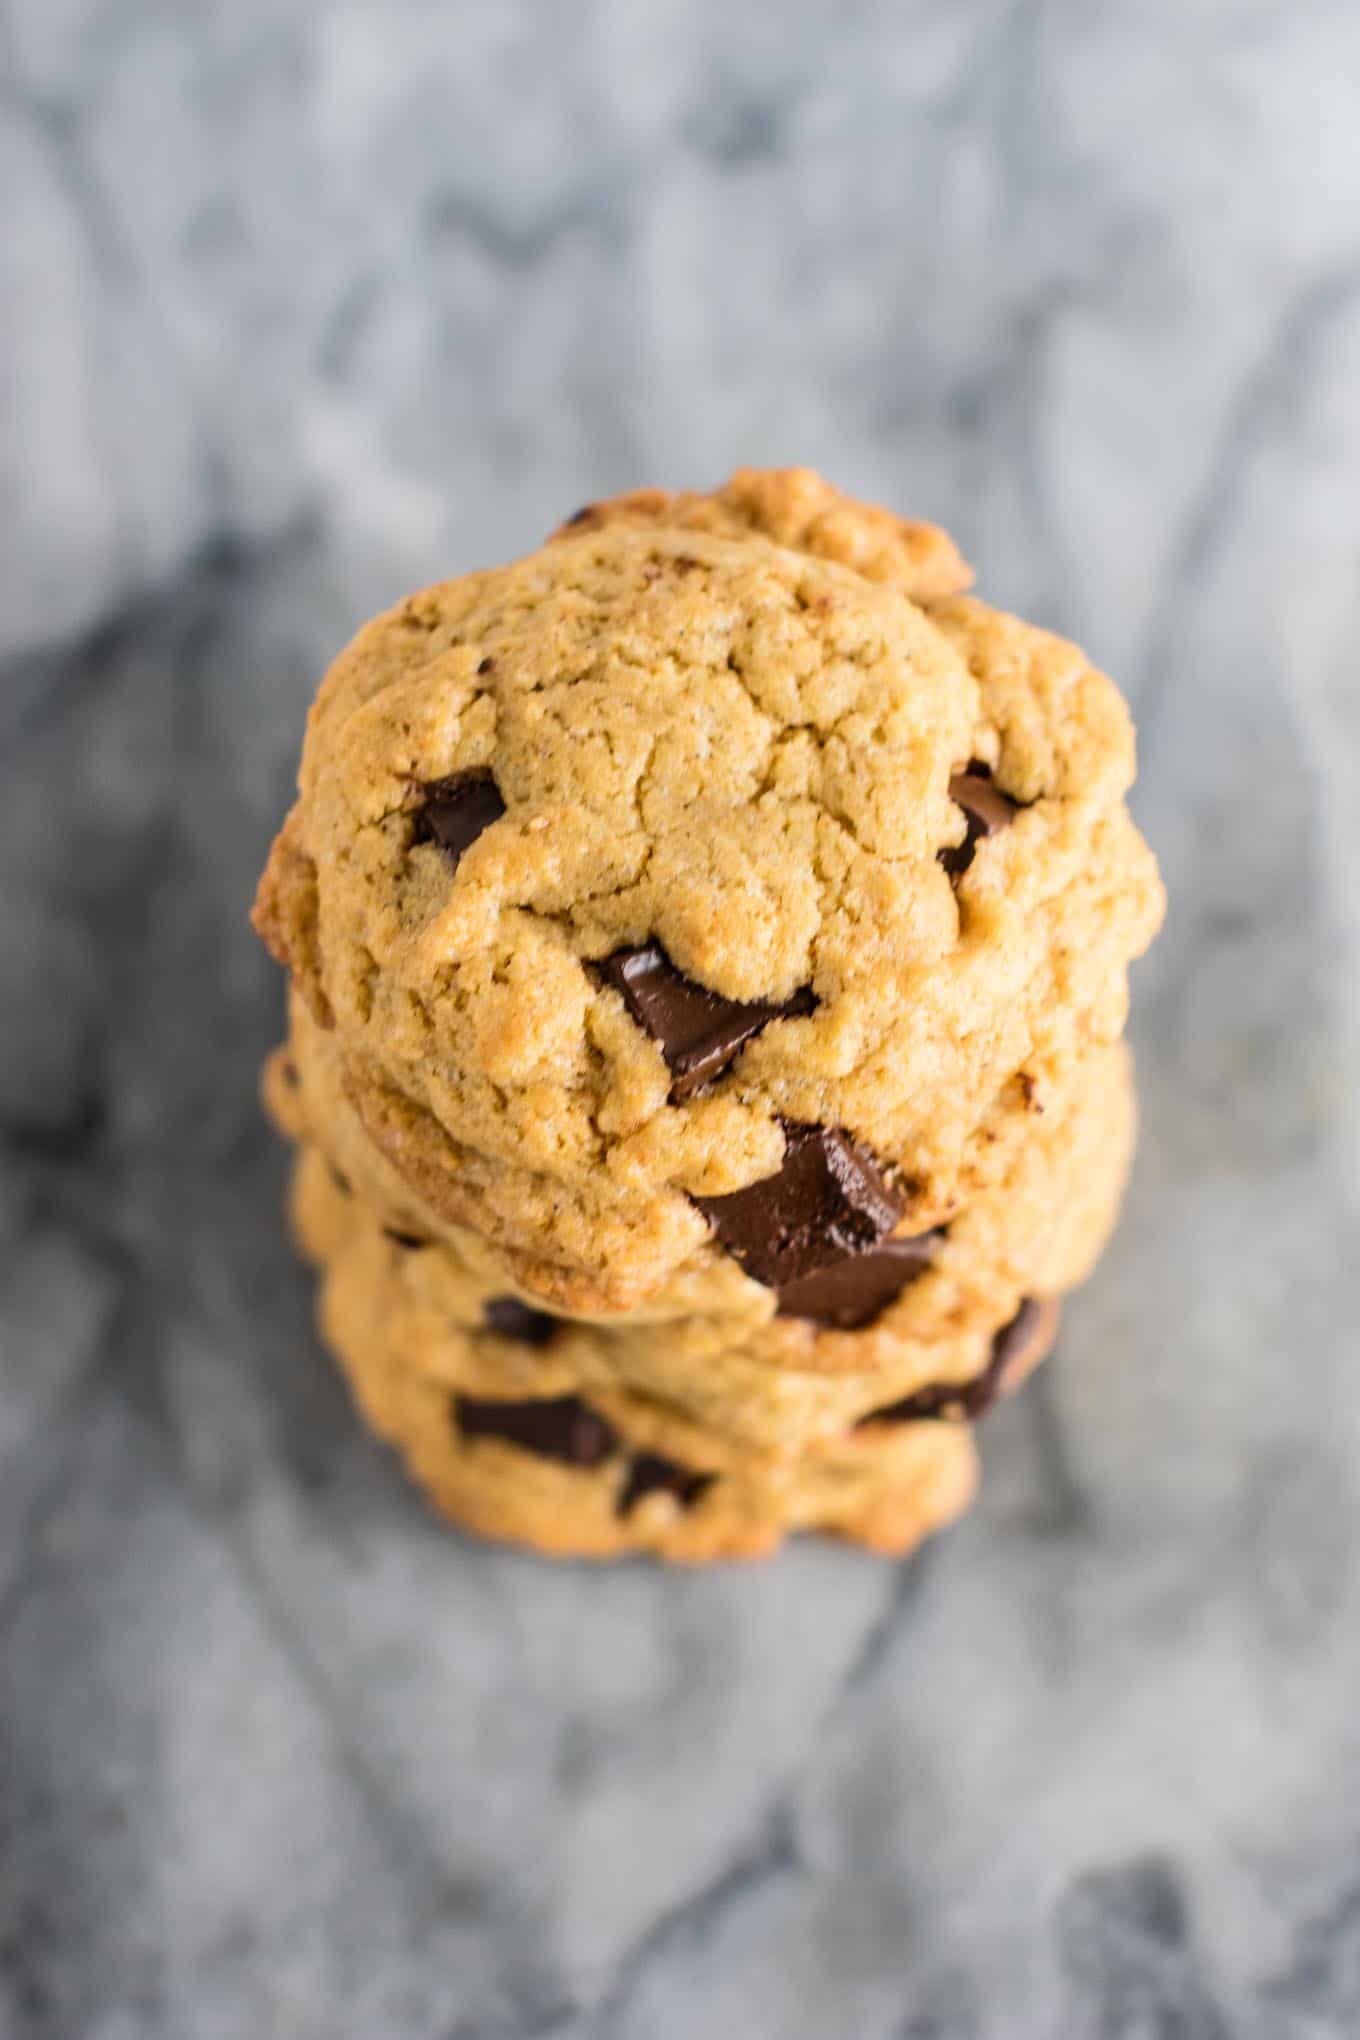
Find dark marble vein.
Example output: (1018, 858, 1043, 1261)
(592, 1809, 797, 2038)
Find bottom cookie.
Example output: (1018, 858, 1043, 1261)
(293, 1140, 1063, 1463)
(332, 1321, 981, 1561)
(308, 1211, 1060, 1563)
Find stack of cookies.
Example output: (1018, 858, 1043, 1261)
(253, 469, 1163, 1562)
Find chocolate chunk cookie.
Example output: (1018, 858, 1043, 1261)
(271, 999, 1135, 1374)
(254, 472, 1161, 1307)
(286, 1038, 1126, 1464)
(307, 1193, 983, 1563)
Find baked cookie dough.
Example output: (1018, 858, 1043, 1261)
(549, 465, 974, 601)
(254, 475, 1160, 1308)
(268, 995, 1134, 1367)
(304, 1198, 1051, 1560)
(336, 1325, 982, 1561)
(290, 1129, 1069, 1462)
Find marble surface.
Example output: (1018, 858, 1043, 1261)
(4, 2, 1360, 2034)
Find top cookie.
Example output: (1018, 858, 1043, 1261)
(255, 469, 1163, 1305)
(550, 466, 973, 603)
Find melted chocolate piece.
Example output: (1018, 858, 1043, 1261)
(595, 943, 815, 1101)
(617, 1452, 715, 1518)
(983, 1294, 1060, 1400)
(694, 1118, 905, 1295)
(455, 1392, 616, 1465)
(412, 771, 506, 873)
(482, 1296, 560, 1348)
(327, 1164, 352, 1196)
(454, 1390, 714, 1515)
(775, 1228, 945, 1329)
(939, 763, 1018, 877)
(383, 1227, 430, 1250)
(859, 1296, 1060, 1427)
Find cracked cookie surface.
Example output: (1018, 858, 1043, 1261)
(294, 1139, 1061, 1486)
(550, 465, 974, 601)
(333, 1332, 981, 1561)
(254, 469, 1162, 1305)
(299, 1177, 987, 1563)
(268, 975, 1134, 1352)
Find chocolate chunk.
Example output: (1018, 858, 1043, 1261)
(939, 763, 1017, 876)
(986, 1294, 1060, 1398)
(412, 771, 506, 873)
(280, 1059, 299, 1090)
(454, 1390, 714, 1513)
(775, 1228, 945, 1329)
(594, 943, 815, 1101)
(617, 1452, 715, 1518)
(482, 1296, 560, 1348)
(859, 1296, 1060, 1427)
(383, 1227, 430, 1250)
(327, 1164, 352, 1196)
(455, 1392, 616, 1465)
(694, 1118, 904, 1294)
(859, 1377, 971, 1426)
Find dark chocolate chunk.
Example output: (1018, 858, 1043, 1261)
(860, 1374, 982, 1426)
(280, 1059, 300, 1090)
(455, 1392, 617, 1465)
(939, 763, 1018, 876)
(594, 942, 815, 1102)
(775, 1227, 945, 1329)
(985, 1295, 1060, 1398)
(383, 1227, 430, 1250)
(328, 1164, 352, 1196)
(617, 1452, 715, 1518)
(412, 771, 506, 873)
(694, 1118, 904, 1293)
(482, 1296, 560, 1348)
(858, 1296, 1060, 1427)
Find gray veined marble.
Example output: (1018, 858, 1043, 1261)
(4, 2, 1360, 2035)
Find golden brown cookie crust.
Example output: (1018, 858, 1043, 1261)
(352, 1349, 979, 1562)
(294, 1135, 1062, 1475)
(253, 470, 1161, 1306)
(314, 1250, 983, 1563)
(549, 466, 973, 603)
(269, 994, 1134, 1367)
